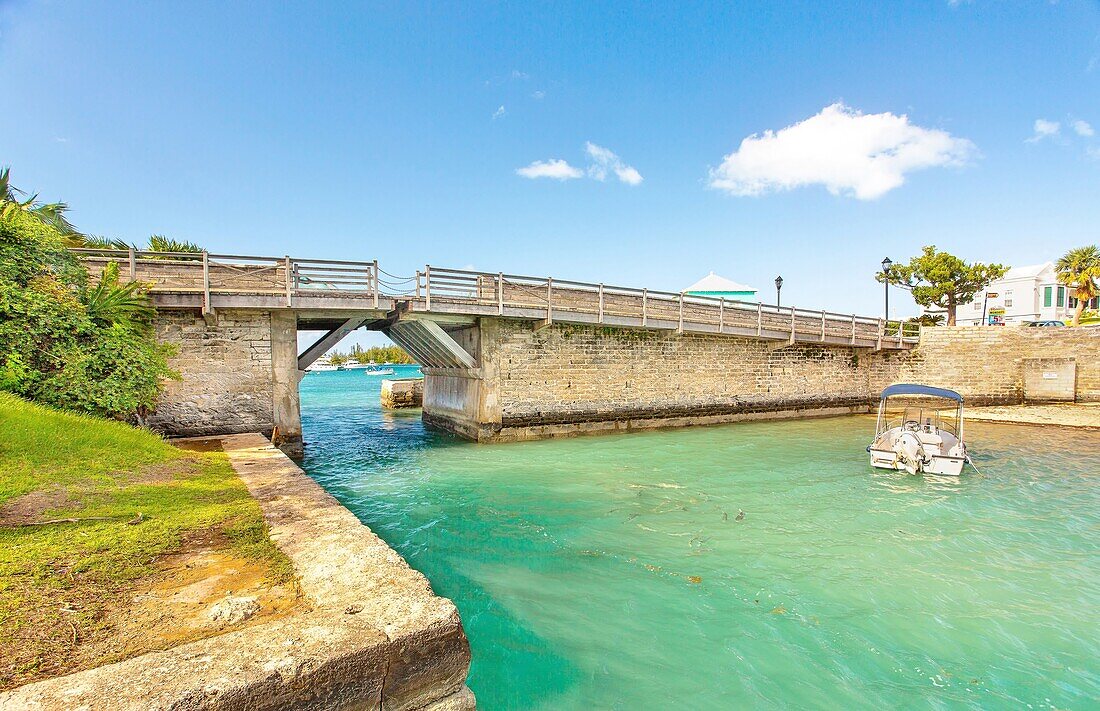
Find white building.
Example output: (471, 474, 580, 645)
(940, 262, 1094, 326)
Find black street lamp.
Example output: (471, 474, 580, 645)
(775, 275, 784, 308)
(881, 257, 893, 324)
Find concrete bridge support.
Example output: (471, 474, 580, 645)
(270, 311, 304, 457)
(148, 308, 308, 456)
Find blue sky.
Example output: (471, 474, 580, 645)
(2, 1, 1099, 347)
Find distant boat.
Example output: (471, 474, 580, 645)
(306, 357, 338, 372)
(361, 366, 395, 376)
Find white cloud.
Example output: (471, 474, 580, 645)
(510, 69, 529, 80)
(1072, 119, 1094, 137)
(585, 142, 644, 185)
(492, 105, 505, 120)
(1027, 118, 1061, 142)
(532, 90, 546, 100)
(517, 143, 643, 186)
(706, 103, 974, 200)
(515, 159, 583, 180)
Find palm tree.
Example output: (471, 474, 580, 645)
(148, 234, 202, 253)
(0, 166, 84, 239)
(83, 261, 155, 328)
(1056, 245, 1100, 326)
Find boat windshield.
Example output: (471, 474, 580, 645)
(876, 398, 962, 439)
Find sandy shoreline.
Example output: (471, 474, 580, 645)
(965, 404, 1100, 429)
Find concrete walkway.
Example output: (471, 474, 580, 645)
(966, 403, 1100, 429)
(2, 434, 474, 711)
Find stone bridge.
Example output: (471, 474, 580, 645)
(76, 248, 920, 454)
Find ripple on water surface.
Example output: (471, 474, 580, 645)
(301, 370, 1100, 709)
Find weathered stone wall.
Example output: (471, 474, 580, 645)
(425, 320, 886, 441)
(495, 322, 873, 422)
(423, 320, 1100, 441)
(873, 326, 1100, 404)
(147, 310, 276, 437)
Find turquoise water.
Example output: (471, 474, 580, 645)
(300, 370, 1099, 709)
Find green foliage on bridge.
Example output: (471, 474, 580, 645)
(0, 190, 177, 421)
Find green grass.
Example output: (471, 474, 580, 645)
(0, 393, 293, 688)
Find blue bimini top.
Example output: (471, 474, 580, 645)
(880, 383, 963, 402)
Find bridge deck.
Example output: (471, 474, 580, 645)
(74, 249, 917, 350)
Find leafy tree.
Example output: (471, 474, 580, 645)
(0, 166, 83, 240)
(1056, 245, 1100, 326)
(878, 246, 1008, 326)
(2, 167, 202, 254)
(327, 352, 349, 367)
(349, 344, 415, 364)
(0, 204, 176, 421)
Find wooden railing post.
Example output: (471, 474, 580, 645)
(642, 289, 648, 327)
(719, 297, 725, 334)
(598, 283, 605, 324)
(876, 318, 883, 350)
(850, 315, 857, 345)
(497, 272, 504, 315)
(128, 246, 137, 282)
(425, 265, 432, 310)
(789, 308, 796, 345)
(756, 302, 762, 336)
(546, 277, 553, 324)
(678, 292, 684, 334)
(202, 250, 211, 315)
(821, 311, 826, 342)
(284, 256, 293, 306)
(372, 260, 380, 308)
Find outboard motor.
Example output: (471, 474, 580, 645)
(893, 432, 926, 475)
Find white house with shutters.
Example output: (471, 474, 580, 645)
(934, 262, 1094, 325)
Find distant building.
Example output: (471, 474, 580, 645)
(930, 262, 1096, 325)
(685, 272, 758, 301)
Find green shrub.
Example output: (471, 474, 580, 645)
(0, 209, 176, 420)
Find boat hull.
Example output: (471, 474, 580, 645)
(869, 448, 966, 476)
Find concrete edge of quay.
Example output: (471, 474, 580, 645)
(0, 433, 475, 711)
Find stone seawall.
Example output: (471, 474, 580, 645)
(877, 326, 1100, 405)
(422, 321, 1100, 441)
(1, 434, 474, 710)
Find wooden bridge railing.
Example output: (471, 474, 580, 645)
(70, 248, 917, 347)
(416, 267, 913, 346)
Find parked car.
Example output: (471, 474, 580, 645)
(1023, 320, 1066, 327)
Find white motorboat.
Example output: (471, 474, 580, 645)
(868, 384, 968, 476)
(306, 357, 338, 372)
(361, 366, 395, 376)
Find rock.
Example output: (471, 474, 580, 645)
(207, 595, 260, 625)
